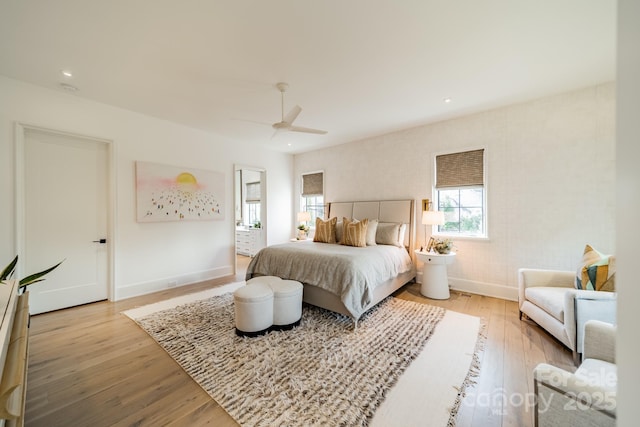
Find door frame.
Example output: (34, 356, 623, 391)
(14, 122, 116, 302)
(233, 164, 267, 274)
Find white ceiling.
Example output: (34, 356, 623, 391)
(0, 1, 616, 154)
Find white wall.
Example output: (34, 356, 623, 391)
(0, 76, 293, 299)
(294, 83, 616, 300)
(616, 0, 640, 425)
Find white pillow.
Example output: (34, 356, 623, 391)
(335, 219, 343, 243)
(366, 219, 378, 246)
(376, 222, 401, 246)
(375, 222, 406, 247)
(397, 223, 407, 247)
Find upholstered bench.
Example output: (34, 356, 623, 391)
(233, 282, 274, 337)
(234, 276, 303, 336)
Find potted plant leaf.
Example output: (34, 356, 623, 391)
(433, 238, 455, 254)
(297, 223, 309, 240)
(1, 255, 64, 294)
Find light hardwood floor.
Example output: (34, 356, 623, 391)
(25, 257, 574, 427)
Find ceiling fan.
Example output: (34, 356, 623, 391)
(271, 82, 327, 136)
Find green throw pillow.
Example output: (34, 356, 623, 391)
(575, 244, 615, 292)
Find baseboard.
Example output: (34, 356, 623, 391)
(449, 278, 518, 301)
(115, 265, 234, 300)
(415, 271, 518, 301)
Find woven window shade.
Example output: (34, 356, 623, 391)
(436, 149, 484, 188)
(245, 181, 261, 203)
(302, 172, 323, 196)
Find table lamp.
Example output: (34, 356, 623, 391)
(421, 200, 444, 252)
(297, 211, 311, 223)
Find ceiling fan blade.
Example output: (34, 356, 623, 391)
(283, 105, 302, 124)
(268, 84, 326, 137)
(289, 125, 328, 135)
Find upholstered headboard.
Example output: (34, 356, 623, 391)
(327, 199, 414, 250)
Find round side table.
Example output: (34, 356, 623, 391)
(414, 250, 456, 299)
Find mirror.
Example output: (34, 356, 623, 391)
(234, 165, 266, 275)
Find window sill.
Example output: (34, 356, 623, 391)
(433, 233, 489, 242)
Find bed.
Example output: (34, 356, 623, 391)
(246, 200, 416, 324)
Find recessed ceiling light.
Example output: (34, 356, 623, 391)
(443, 97, 452, 103)
(61, 70, 73, 78)
(60, 83, 78, 92)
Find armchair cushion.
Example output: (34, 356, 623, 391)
(575, 244, 616, 292)
(534, 363, 617, 424)
(533, 320, 617, 426)
(575, 359, 617, 393)
(583, 319, 616, 363)
(525, 287, 567, 322)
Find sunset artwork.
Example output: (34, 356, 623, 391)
(136, 161, 225, 222)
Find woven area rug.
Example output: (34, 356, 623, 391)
(124, 282, 483, 427)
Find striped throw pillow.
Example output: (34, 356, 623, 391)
(342, 217, 368, 247)
(313, 217, 337, 243)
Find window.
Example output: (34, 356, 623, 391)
(246, 203, 261, 226)
(301, 172, 324, 225)
(434, 149, 486, 237)
(245, 181, 261, 226)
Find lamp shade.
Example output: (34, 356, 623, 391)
(297, 211, 311, 222)
(422, 210, 445, 226)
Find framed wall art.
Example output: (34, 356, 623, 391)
(135, 161, 225, 222)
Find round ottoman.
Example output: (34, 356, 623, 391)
(246, 275, 283, 286)
(270, 279, 303, 330)
(233, 283, 273, 337)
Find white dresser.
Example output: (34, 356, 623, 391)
(236, 228, 263, 257)
(0, 280, 29, 427)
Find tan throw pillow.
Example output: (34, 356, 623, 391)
(313, 217, 337, 243)
(352, 218, 378, 245)
(342, 217, 368, 247)
(339, 217, 350, 244)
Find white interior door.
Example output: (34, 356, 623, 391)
(22, 128, 109, 314)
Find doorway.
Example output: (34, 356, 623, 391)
(16, 125, 112, 314)
(234, 165, 266, 273)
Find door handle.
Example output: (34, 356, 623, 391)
(92, 239, 107, 244)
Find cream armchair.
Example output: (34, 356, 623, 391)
(533, 320, 616, 426)
(518, 268, 616, 363)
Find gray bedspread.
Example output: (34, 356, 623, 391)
(245, 241, 413, 319)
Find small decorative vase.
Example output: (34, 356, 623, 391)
(436, 247, 451, 254)
(297, 230, 307, 240)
